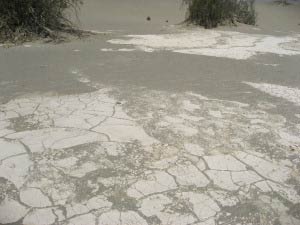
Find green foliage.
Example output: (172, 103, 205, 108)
(183, 0, 256, 28)
(0, 0, 82, 42)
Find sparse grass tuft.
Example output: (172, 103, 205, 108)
(183, 0, 256, 28)
(0, 0, 84, 43)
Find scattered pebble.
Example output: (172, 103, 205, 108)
(290, 145, 299, 152)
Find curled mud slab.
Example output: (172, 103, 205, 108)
(0, 82, 300, 225)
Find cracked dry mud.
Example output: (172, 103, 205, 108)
(0, 82, 300, 225)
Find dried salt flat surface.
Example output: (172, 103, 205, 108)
(101, 48, 136, 52)
(107, 29, 300, 60)
(1, 83, 300, 225)
(245, 82, 300, 107)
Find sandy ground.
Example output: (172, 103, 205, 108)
(0, 1, 300, 225)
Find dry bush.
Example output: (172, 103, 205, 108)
(0, 0, 83, 43)
(183, 0, 256, 28)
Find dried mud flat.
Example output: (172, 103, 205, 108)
(1, 80, 300, 225)
(1, 1, 300, 225)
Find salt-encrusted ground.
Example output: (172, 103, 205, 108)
(1, 1, 300, 225)
(106, 29, 300, 60)
(0, 80, 300, 225)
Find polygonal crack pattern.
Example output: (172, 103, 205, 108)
(0, 86, 300, 225)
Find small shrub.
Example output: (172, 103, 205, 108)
(183, 0, 256, 28)
(0, 0, 83, 43)
(236, 0, 256, 25)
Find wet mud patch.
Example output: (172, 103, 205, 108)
(217, 202, 279, 225)
(8, 115, 42, 132)
(0, 178, 19, 202)
(107, 189, 138, 211)
(248, 133, 287, 160)
(288, 203, 300, 220)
